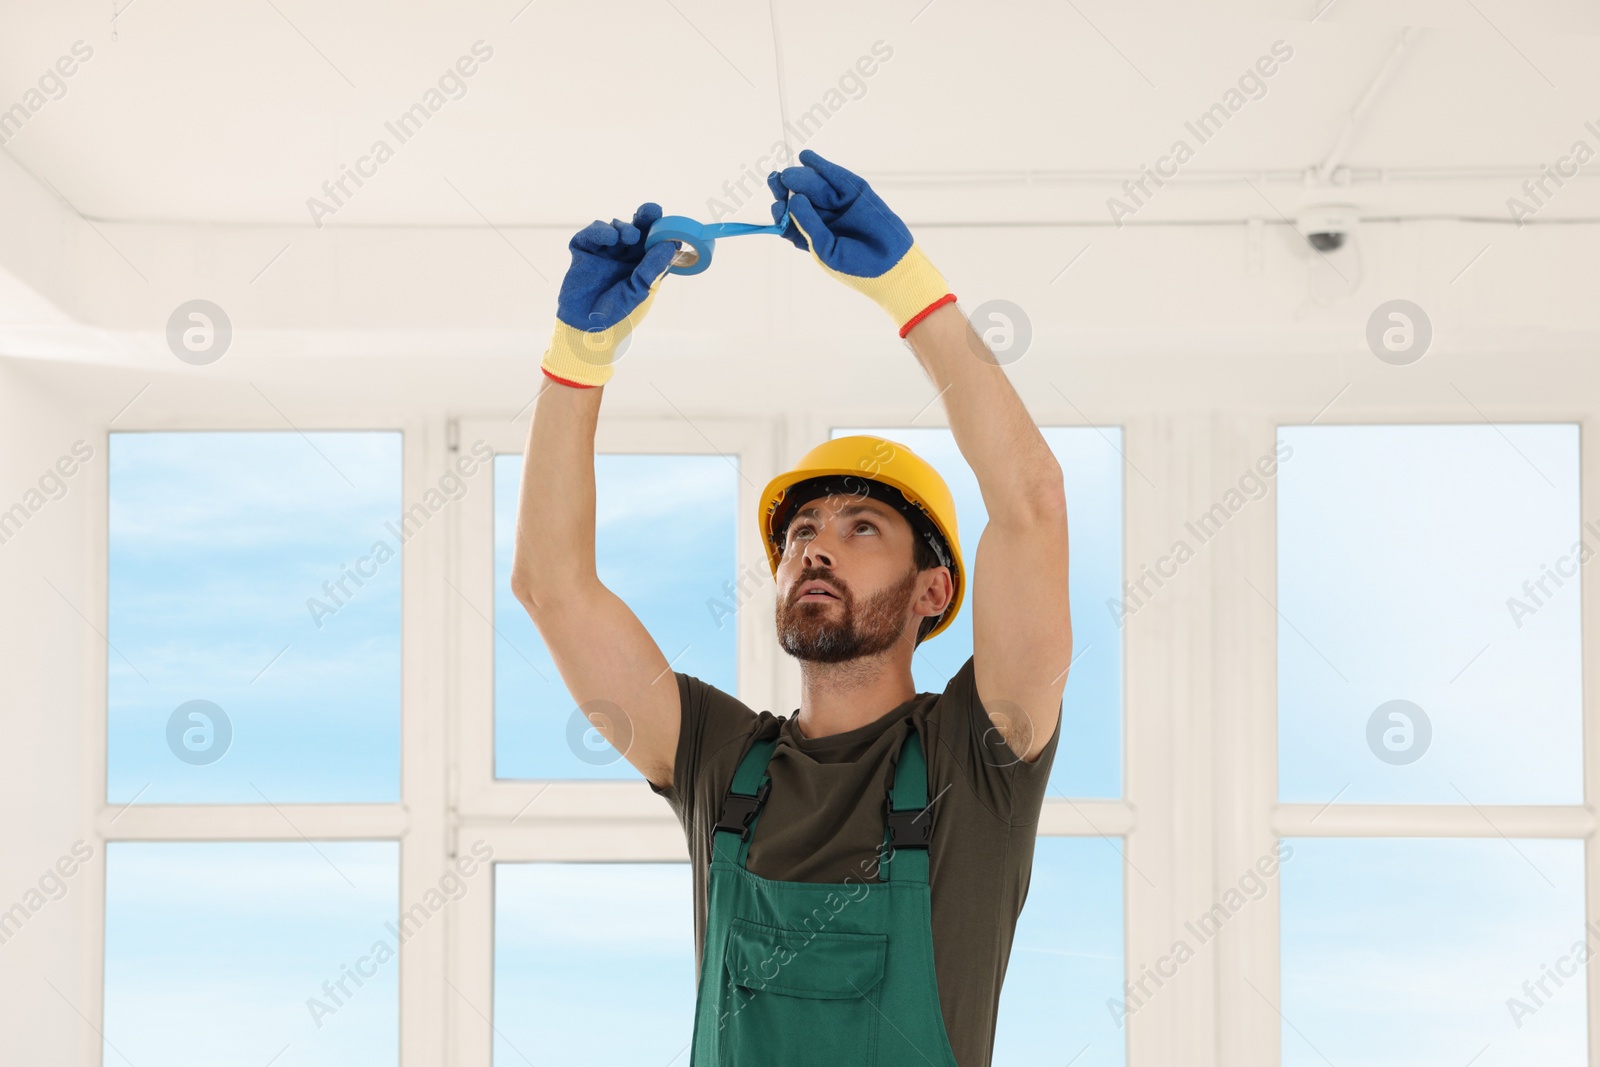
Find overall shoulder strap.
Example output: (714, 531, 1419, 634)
(711, 732, 777, 867)
(882, 726, 932, 884)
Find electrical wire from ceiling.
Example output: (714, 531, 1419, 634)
(766, 0, 796, 169)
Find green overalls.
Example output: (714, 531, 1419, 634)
(688, 725, 962, 1066)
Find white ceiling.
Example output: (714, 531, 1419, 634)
(1, 0, 1598, 378)
(4, 0, 1600, 226)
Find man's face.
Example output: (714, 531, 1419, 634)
(773, 492, 937, 663)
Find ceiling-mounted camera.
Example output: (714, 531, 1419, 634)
(1295, 203, 1358, 252)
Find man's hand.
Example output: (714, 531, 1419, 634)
(540, 202, 682, 389)
(766, 149, 955, 337)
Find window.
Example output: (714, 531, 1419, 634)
(1275, 422, 1586, 1065)
(1277, 424, 1581, 804)
(88, 410, 1584, 1065)
(493, 863, 696, 1065)
(107, 431, 402, 804)
(1279, 837, 1585, 1064)
(101, 429, 407, 1066)
(103, 841, 399, 1066)
(996, 838, 1127, 1066)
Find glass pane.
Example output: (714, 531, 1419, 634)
(494, 863, 695, 1065)
(494, 453, 738, 779)
(1276, 424, 1581, 804)
(103, 841, 399, 1066)
(832, 426, 1123, 798)
(1281, 837, 1585, 1066)
(108, 431, 402, 804)
(995, 837, 1126, 1066)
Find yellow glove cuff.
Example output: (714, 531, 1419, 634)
(539, 287, 664, 389)
(790, 213, 954, 335)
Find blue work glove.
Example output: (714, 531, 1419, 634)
(767, 149, 955, 337)
(541, 202, 681, 388)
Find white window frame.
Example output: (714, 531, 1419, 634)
(1215, 410, 1598, 1066)
(87, 414, 431, 1060)
(84, 402, 1593, 1067)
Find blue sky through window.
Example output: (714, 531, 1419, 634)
(103, 841, 400, 1066)
(107, 431, 403, 804)
(1277, 424, 1581, 804)
(995, 837, 1127, 1065)
(1281, 837, 1585, 1065)
(494, 863, 697, 1065)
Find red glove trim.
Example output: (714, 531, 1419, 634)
(542, 367, 598, 389)
(898, 293, 957, 338)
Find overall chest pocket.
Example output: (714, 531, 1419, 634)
(718, 917, 888, 1067)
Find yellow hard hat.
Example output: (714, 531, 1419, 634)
(759, 434, 963, 643)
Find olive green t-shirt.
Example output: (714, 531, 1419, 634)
(648, 653, 1061, 1067)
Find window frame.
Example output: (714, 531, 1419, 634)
(90, 414, 428, 1060)
(90, 403, 1589, 1066)
(1220, 411, 1598, 1065)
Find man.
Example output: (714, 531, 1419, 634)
(511, 150, 1071, 1067)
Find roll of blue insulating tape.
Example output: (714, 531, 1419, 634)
(645, 208, 792, 276)
(644, 217, 715, 276)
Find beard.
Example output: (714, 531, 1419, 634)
(775, 564, 921, 664)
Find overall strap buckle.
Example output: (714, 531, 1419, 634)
(885, 794, 933, 849)
(883, 727, 933, 853)
(713, 779, 771, 841)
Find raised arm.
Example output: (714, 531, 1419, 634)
(509, 204, 686, 789)
(766, 151, 1071, 762)
(905, 303, 1070, 763)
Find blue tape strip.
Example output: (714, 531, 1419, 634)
(643, 208, 791, 275)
